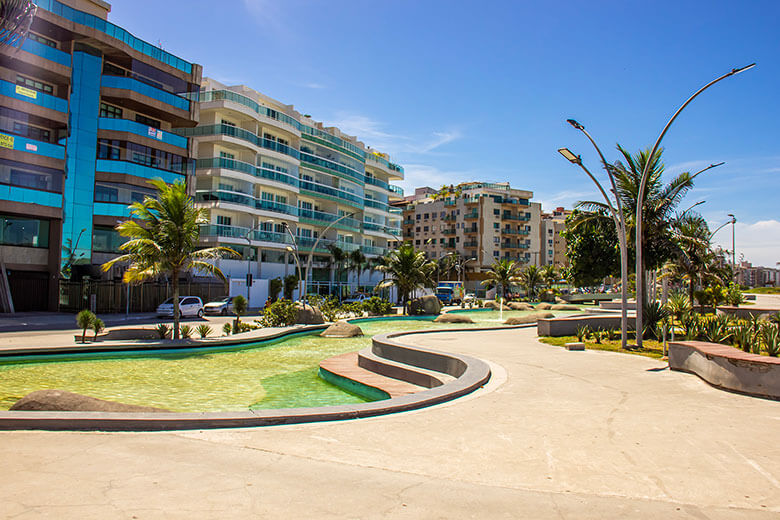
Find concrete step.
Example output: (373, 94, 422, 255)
(358, 347, 453, 389)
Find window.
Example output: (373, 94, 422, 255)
(493, 250, 499, 257)
(99, 103, 123, 119)
(221, 119, 236, 127)
(494, 209, 500, 216)
(415, 240, 420, 245)
(416, 214, 421, 220)
(493, 222, 499, 229)
(94, 184, 118, 202)
(11, 122, 50, 142)
(216, 216, 232, 226)
(261, 192, 274, 201)
(0, 215, 49, 247)
(16, 75, 53, 95)
(424, 213, 429, 219)
(135, 114, 161, 129)
(220, 151, 235, 159)
(275, 195, 287, 204)
(423, 226, 429, 232)
(416, 227, 421, 232)
(218, 183, 235, 192)
(28, 33, 57, 48)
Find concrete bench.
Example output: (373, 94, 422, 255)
(537, 314, 635, 337)
(669, 341, 780, 400)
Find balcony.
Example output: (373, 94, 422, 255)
(301, 125, 366, 161)
(363, 222, 400, 236)
(464, 226, 478, 234)
(299, 179, 363, 208)
(199, 224, 294, 245)
(101, 75, 190, 111)
(501, 213, 530, 222)
(464, 211, 479, 220)
(442, 228, 457, 235)
(364, 175, 390, 190)
(96, 159, 185, 185)
(176, 124, 300, 160)
(0, 79, 68, 113)
(0, 132, 65, 160)
(463, 240, 478, 248)
(0, 184, 62, 208)
(195, 190, 299, 217)
(196, 157, 299, 188)
(389, 184, 404, 197)
(298, 208, 362, 231)
(196, 90, 301, 133)
(98, 117, 188, 149)
(364, 198, 390, 212)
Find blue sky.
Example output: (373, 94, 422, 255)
(111, 0, 780, 266)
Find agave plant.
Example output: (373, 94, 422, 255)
(733, 324, 754, 353)
(642, 301, 670, 340)
(682, 313, 702, 341)
(666, 291, 692, 322)
(155, 323, 170, 339)
(701, 315, 732, 344)
(196, 324, 212, 339)
(179, 324, 193, 339)
(575, 325, 589, 343)
(762, 323, 780, 357)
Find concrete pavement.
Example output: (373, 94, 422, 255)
(1, 327, 779, 518)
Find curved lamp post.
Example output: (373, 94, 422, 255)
(561, 119, 631, 349)
(303, 211, 361, 306)
(634, 63, 754, 347)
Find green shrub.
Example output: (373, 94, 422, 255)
(666, 291, 691, 322)
(76, 309, 95, 343)
(682, 313, 702, 341)
(768, 312, 780, 326)
(222, 322, 232, 336)
(594, 328, 604, 344)
(283, 275, 299, 301)
(762, 323, 780, 357)
(196, 324, 212, 339)
(725, 283, 744, 306)
(261, 299, 298, 327)
(701, 315, 731, 344)
(179, 324, 193, 339)
(362, 297, 392, 316)
(733, 324, 753, 353)
(308, 295, 340, 321)
(642, 301, 669, 340)
(269, 277, 283, 302)
(605, 328, 616, 341)
(575, 325, 589, 343)
(232, 294, 248, 330)
(91, 318, 104, 341)
(155, 323, 170, 339)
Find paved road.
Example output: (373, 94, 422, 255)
(1, 327, 779, 518)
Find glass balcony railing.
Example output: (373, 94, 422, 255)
(0, 79, 68, 113)
(299, 150, 364, 183)
(195, 90, 302, 133)
(36, 0, 193, 73)
(0, 132, 65, 160)
(301, 125, 365, 160)
(298, 208, 362, 231)
(464, 211, 479, 219)
(199, 224, 294, 245)
(364, 175, 390, 190)
(364, 198, 390, 212)
(176, 124, 300, 160)
(13, 37, 71, 66)
(196, 190, 299, 217)
(362, 222, 401, 236)
(102, 75, 190, 111)
(196, 157, 299, 188)
(299, 179, 363, 207)
(366, 153, 404, 175)
(98, 117, 188, 149)
(388, 184, 404, 197)
(362, 245, 388, 256)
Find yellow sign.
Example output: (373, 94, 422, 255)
(15, 85, 38, 99)
(0, 134, 14, 150)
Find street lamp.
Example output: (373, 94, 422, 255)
(634, 63, 755, 348)
(458, 257, 477, 307)
(303, 211, 361, 307)
(243, 222, 263, 308)
(728, 213, 737, 282)
(559, 140, 630, 349)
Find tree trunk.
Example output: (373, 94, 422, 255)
(172, 270, 180, 340)
(689, 278, 696, 313)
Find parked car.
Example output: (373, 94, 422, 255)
(204, 296, 235, 315)
(343, 293, 370, 304)
(156, 296, 204, 318)
(463, 293, 476, 304)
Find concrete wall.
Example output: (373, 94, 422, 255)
(537, 314, 630, 337)
(669, 341, 780, 400)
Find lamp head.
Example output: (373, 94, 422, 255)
(566, 119, 584, 130)
(557, 147, 581, 164)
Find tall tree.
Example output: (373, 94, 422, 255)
(519, 265, 543, 301)
(540, 264, 558, 289)
(327, 244, 349, 301)
(349, 249, 368, 292)
(481, 259, 521, 301)
(102, 179, 237, 338)
(375, 243, 435, 314)
(561, 211, 621, 287)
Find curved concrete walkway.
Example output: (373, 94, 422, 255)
(2, 327, 779, 518)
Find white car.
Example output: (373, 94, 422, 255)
(156, 296, 204, 318)
(204, 297, 235, 315)
(343, 294, 370, 304)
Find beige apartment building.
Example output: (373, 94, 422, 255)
(540, 207, 572, 268)
(398, 183, 542, 290)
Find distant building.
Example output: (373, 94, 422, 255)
(540, 207, 572, 268)
(397, 182, 542, 291)
(736, 261, 780, 287)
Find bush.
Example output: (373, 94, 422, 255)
(733, 324, 753, 353)
(155, 323, 170, 339)
(725, 283, 744, 306)
(575, 325, 589, 343)
(234, 322, 259, 333)
(362, 297, 392, 316)
(308, 295, 340, 321)
(283, 275, 299, 301)
(701, 315, 732, 344)
(269, 277, 283, 302)
(682, 313, 702, 341)
(179, 324, 193, 339)
(92, 318, 104, 341)
(642, 301, 670, 340)
(762, 323, 780, 357)
(76, 309, 95, 343)
(196, 324, 212, 339)
(222, 322, 232, 336)
(261, 299, 298, 327)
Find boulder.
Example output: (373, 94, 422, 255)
(555, 297, 568, 304)
(484, 300, 510, 311)
(504, 312, 555, 325)
(10, 389, 170, 413)
(550, 304, 581, 311)
(409, 295, 442, 315)
(320, 321, 363, 338)
(295, 303, 325, 324)
(536, 302, 552, 310)
(508, 302, 533, 311)
(434, 314, 475, 324)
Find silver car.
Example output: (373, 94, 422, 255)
(156, 296, 204, 318)
(204, 297, 235, 315)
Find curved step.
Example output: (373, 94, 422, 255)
(358, 347, 450, 389)
(319, 352, 424, 399)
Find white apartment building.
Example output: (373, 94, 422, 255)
(176, 79, 404, 303)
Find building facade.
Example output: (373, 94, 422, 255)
(398, 182, 542, 291)
(735, 261, 780, 288)
(176, 79, 404, 301)
(0, 0, 202, 311)
(540, 207, 572, 267)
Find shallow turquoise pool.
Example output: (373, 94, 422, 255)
(0, 309, 583, 412)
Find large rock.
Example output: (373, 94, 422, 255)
(508, 302, 534, 311)
(434, 314, 474, 324)
(10, 389, 170, 413)
(320, 321, 363, 338)
(536, 302, 552, 310)
(550, 304, 581, 311)
(410, 295, 441, 315)
(484, 300, 510, 311)
(296, 303, 325, 324)
(504, 312, 555, 325)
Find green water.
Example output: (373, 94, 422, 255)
(0, 309, 583, 412)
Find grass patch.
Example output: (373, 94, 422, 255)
(746, 287, 780, 295)
(538, 335, 665, 359)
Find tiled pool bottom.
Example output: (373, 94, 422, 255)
(0, 309, 584, 412)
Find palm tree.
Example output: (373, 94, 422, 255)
(375, 243, 435, 314)
(519, 265, 543, 301)
(540, 264, 558, 289)
(349, 249, 368, 292)
(327, 244, 349, 301)
(102, 179, 238, 339)
(574, 145, 701, 307)
(481, 259, 521, 301)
